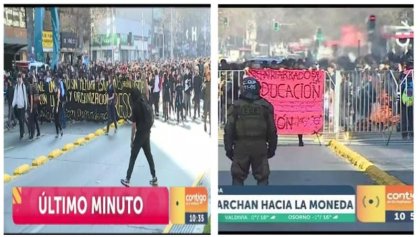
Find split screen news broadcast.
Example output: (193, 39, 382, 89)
(218, 4, 414, 234)
(1, 2, 416, 236)
(3, 4, 211, 234)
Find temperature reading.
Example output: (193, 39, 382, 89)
(394, 212, 406, 221)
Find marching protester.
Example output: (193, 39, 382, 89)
(53, 78, 64, 138)
(169, 70, 176, 120)
(400, 54, 414, 140)
(175, 75, 185, 124)
(29, 73, 41, 140)
(162, 73, 171, 122)
(106, 76, 118, 135)
(151, 70, 161, 118)
(219, 43, 414, 140)
(5, 57, 211, 143)
(12, 73, 28, 140)
(193, 66, 203, 120)
(121, 88, 158, 187)
(183, 66, 193, 119)
(58, 75, 67, 129)
(24, 74, 32, 138)
(203, 62, 211, 134)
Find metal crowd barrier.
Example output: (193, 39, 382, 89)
(218, 69, 413, 139)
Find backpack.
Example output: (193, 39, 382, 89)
(140, 97, 154, 130)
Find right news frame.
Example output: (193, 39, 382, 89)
(218, 4, 414, 234)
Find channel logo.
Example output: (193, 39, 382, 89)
(170, 187, 208, 224)
(386, 186, 413, 211)
(357, 185, 414, 223)
(357, 186, 385, 223)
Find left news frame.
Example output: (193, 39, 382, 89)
(3, 4, 211, 234)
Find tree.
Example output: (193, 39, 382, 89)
(60, 8, 92, 52)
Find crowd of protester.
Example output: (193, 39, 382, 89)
(4, 57, 212, 141)
(218, 48, 413, 139)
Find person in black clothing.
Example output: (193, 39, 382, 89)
(53, 79, 63, 138)
(58, 76, 67, 129)
(29, 74, 41, 140)
(183, 68, 192, 118)
(169, 71, 176, 119)
(106, 76, 118, 134)
(400, 56, 414, 140)
(24, 75, 32, 138)
(175, 75, 185, 124)
(121, 88, 157, 187)
(298, 134, 304, 147)
(162, 73, 171, 122)
(192, 67, 203, 120)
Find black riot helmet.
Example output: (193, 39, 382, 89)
(240, 76, 261, 101)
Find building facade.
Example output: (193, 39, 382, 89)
(4, 7, 87, 71)
(90, 7, 210, 63)
(4, 7, 28, 70)
(91, 8, 152, 63)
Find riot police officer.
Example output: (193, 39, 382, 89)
(224, 77, 277, 185)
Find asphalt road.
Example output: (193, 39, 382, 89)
(218, 140, 413, 233)
(348, 142, 414, 184)
(4, 117, 211, 234)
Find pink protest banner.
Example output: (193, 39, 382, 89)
(248, 69, 325, 135)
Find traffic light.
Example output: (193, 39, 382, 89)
(315, 27, 324, 42)
(273, 21, 280, 32)
(368, 15, 376, 32)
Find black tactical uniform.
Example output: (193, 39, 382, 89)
(224, 77, 277, 185)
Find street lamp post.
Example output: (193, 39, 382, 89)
(170, 8, 173, 59)
(90, 8, 93, 63)
(162, 24, 165, 59)
(269, 18, 274, 56)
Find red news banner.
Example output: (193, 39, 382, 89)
(12, 187, 169, 224)
(248, 69, 325, 135)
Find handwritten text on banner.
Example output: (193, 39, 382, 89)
(248, 69, 325, 135)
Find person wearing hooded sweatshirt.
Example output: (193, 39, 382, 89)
(224, 77, 277, 186)
(121, 88, 158, 187)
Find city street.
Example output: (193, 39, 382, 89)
(4, 116, 211, 234)
(218, 137, 413, 233)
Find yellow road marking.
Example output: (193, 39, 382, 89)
(5, 123, 125, 183)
